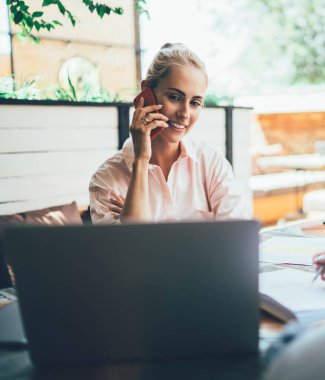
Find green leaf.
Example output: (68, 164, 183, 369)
(34, 20, 41, 31)
(114, 7, 124, 15)
(97, 4, 105, 18)
(135, 0, 149, 17)
(32, 11, 44, 18)
(88, 2, 95, 13)
(26, 16, 33, 28)
(14, 11, 23, 24)
(57, 1, 66, 15)
(53, 20, 63, 26)
(30, 34, 40, 44)
(67, 11, 76, 26)
(67, 73, 77, 101)
(42, 0, 57, 6)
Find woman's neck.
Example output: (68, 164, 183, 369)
(150, 140, 181, 179)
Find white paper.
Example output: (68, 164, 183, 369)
(259, 237, 325, 265)
(259, 268, 325, 312)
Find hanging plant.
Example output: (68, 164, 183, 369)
(7, 0, 148, 42)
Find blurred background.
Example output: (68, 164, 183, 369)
(1, 0, 325, 225)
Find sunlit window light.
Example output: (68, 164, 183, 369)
(0, 0, 10, 55)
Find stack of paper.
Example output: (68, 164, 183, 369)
(259, 237, 325, 265)
(259, 268, 325, 323)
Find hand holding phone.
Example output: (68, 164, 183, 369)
(133, 87, 164, 141)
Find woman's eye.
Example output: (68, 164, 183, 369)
(192, 101, 202, 107)
(169, 94, 181, 101)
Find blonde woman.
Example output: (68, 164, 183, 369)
(89, 43, 248, 224)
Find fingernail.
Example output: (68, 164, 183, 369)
(157, 104, 163, 108)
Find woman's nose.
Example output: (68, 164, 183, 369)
(176, 102, 190, 120)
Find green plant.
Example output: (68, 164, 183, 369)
(51, 75, 115, 102)
(0, 75, 42, 99)
(7, 0, 148, 42)
(0, 75, 122, 102)
(0, 76, 238, 105)
(204, 93, 234, 107)
(250, 0, 325, 84)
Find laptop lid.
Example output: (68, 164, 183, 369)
(5, 220, 259, 367)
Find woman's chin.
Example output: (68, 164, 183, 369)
(164, 128, 187, 142)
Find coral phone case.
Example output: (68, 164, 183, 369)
(133, 87, 163, 141)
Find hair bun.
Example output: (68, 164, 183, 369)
(161, 42, 186, 50)
(146, 42, 208, 88)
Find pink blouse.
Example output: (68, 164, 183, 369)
(89, 138, 249, 224)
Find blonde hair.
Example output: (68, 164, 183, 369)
(145, 43, 208, 88)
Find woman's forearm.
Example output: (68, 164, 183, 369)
(120, 159, 151, 222)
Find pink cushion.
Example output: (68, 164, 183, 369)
(0, 202, 82, 226)
(24, 202, 82, 225)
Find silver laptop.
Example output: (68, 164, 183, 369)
(5, 220, 260, 368)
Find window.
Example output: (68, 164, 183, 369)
(0, 0, 12, 75)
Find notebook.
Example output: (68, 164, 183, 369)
(0, 301, 27, 347)
(4, 220, 259, 368)
(260, 267, 325, 325)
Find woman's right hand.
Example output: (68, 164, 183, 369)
(130, 97, 169, 161)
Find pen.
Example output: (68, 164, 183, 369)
(312, 254, 325, 283)
(312, 265, 324, 283)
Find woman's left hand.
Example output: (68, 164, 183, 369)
(109, 195, 125, 220)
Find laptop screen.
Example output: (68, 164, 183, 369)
(5, 220, 260, 367)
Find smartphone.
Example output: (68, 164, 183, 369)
(133, 87, 163, 141)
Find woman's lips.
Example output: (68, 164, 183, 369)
(168, 121, 187, 132)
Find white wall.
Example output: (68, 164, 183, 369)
(189, 107, 252, 215)
(233, 108, 253, 215)
(0, 103, 118, 214)
(187, 108, 226, 155)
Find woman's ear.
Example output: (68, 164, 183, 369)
(141, 80, 148, 90)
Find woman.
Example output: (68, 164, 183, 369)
(89, 43, 248, 224)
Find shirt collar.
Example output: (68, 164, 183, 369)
(180, 137, 199, 163)
(122, 137, 198, 172)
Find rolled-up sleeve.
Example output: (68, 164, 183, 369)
(89, 182, 121, 224)
(89, 145, 133, 224)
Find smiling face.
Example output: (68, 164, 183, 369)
(153, 64, 207, 144)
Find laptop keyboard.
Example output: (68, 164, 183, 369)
(0, 287, 17, 304)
